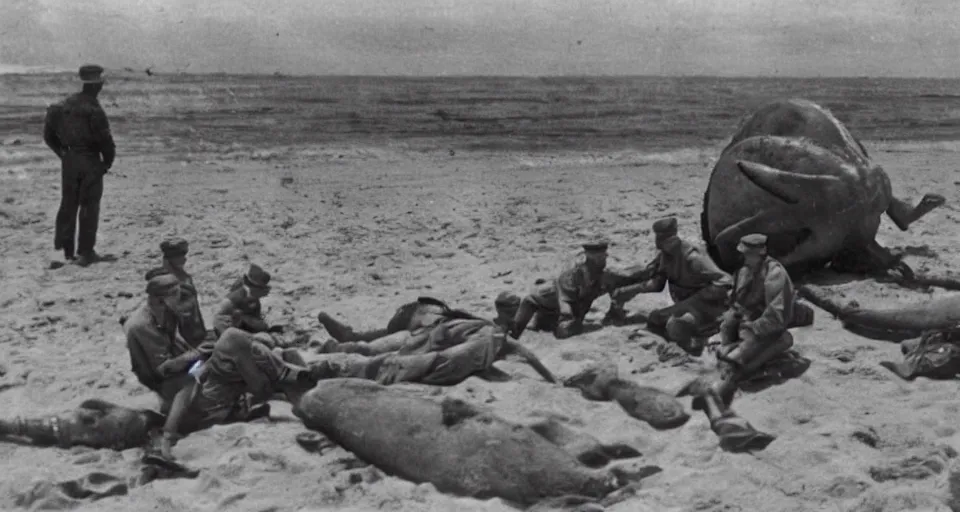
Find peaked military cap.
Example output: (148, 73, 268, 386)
(146, 274, 180, 297)
(737, 233, 768, 253)
(652, 217, 678, 236)
(582, 240, 609, 252)
(160, 238, 189, 259)
(243, 264, 272, 289)
(78, 64, 105, 84)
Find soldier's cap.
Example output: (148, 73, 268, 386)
(652, 217, 678, 237)
(494, 291, 521, 309)
(582, 240, 609, 253)
(78, 64, 105, 84)
(144, 267, 171, 281)
(146, 274, 180, 297)
(737, 233, 768, 254)
(160, 238, 189, 259)
(243, 264, 272, 289)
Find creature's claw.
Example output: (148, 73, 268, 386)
(892, 261, 915, 281)
(921, 193, 947, 210)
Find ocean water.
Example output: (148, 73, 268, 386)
(1, 73, 959, 152)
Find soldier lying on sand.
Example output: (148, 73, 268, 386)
(313, 292, 556, 385)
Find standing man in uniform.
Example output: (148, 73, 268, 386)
(604, 217, 733, 355)
(43, 64, 116, 266)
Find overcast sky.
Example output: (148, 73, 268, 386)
(2, 0, 958, 77)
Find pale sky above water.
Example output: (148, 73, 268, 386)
(2, 0, 958, 77)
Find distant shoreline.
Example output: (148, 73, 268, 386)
(2, 69, 960, 82)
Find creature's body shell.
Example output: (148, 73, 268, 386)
(702, 99, 893, 273)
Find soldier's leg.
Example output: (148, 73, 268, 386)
(666, 311, 706, 355)
(645, 306, 675, 336)
(213, 328, 318, 406)
(319, 331, 414, 355)
(316, 312, 391, 343)
(76, 170, 104, 257)
(55, 163, 81, 258)
(789, 301, 815, 328)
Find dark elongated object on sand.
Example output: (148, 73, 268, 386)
(798, 284, 960, 340)
(702, 98, 945, 279)
(563, 363, 689, 430)
(0, 399, 164, 450)
(293, 379, 661, 506)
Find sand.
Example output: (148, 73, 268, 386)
(2, 130, 960, 511)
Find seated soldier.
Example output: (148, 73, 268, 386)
(125, 274, 215, 414)
(156, 238, 214, 345)
(156, 328, 322, 461)
(212, 264, 285, 341)
(511, 240, 649, 340)
(310, 292, 556, 385)
(605, 217, 732, 355)
(709, 234, 801, 403)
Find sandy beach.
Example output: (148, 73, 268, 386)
(2, 74, 960, 511)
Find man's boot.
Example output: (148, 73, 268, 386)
(603, 303, 627, 326)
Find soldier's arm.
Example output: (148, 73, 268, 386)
(212, 299, 237, 335)
(158, 339, 202, 375)
(688, 253, 733, 300)
(89, 105, 116, 169)
(128, 325, 176, 376)
(42, 106, 63, 158)
(613, 257, 667, 297)
(555, 267, 580, 317)
(236, 312, 271, 333)
(501, 340, 556, 383)
(750, 265, 790, 338)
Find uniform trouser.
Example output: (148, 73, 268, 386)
(55, 152, 104, 256)
(313, 336, 495, 387)
(329, 331, 418, 356)
(186, 329, 312, 431)
(647, 294, 726, 343)
(717, 314, 793, 378)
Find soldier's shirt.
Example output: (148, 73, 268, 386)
(124, 304, 196, 389)
(730, 256, 796, 339)
(213, 287, 269, 335)
(632, 241, 733, 303)
(524, 256, 606, 315)
(43, 93, 115, 166)
(174, 275, 209, 345)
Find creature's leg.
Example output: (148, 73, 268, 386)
(316, 312, 389, 342)
(714, 210, 809, 265)
(886, 194, 946, 231)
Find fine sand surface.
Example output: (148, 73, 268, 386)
(2, 128, 960, 511)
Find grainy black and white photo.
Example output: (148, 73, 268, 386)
(2, 1, 960, 510)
